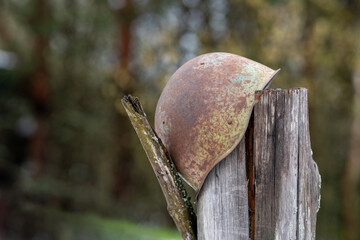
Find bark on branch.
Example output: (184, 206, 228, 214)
(122, 95, 197, 240)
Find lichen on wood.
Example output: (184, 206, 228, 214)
(121, 95, 197, 240)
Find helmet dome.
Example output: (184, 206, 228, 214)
(155, 52, 279, 192)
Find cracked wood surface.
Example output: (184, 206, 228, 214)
(254, 88, 320, 240)
(197, 88, 321, 240)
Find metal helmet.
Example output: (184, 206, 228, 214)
(155, 52, 279, 192)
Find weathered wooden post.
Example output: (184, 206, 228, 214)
(197, 88, 321, 240)
(197, 139, 249, 239)
(123, 52, 321, 240)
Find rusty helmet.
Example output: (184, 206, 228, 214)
(155, 52, 279, 192)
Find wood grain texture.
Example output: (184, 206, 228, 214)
(197, 88, 320, 240)
(254, 88, 321, 240)
(197, 139, 249, 240)
(297, 89, 321, 240)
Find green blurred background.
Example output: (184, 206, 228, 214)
(0, 0, 359, 239)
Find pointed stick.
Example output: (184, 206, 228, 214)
(122, 95, 197, 240)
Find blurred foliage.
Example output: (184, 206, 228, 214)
(13, 204, 181, 240)
(0, 0, 359, 239)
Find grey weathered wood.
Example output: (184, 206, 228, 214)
(254, 88, 321, 240)
(197, 88, 320, 240)
(297, 89, 321, 239)
(197, 138, 249, 240)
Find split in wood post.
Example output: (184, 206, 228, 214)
(245, 114, 255, 240)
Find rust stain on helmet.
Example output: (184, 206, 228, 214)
(155, 52, 279, 192)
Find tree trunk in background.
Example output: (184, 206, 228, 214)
(26, 0, 52, 177)
(112, 0, 136, 199)
(0, 8, 12, 48)
(342, 60, 360, 240)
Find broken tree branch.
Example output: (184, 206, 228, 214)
(122, 95, 197, 240)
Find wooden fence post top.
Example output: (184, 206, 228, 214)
(197, 88, 321, 240)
